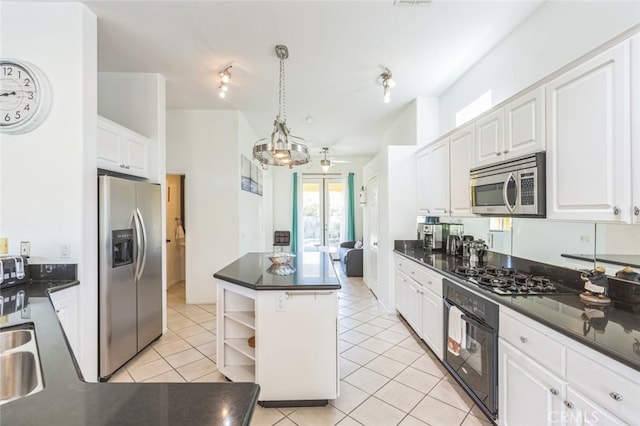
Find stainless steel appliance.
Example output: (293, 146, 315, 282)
(0, 256, 28, 288)
(470, 152, 545, 217)
(453, 265, 581, 296)
(443, 279, 499, 420)
(417, 223, 443, 250)
(98, 175, 162, 380)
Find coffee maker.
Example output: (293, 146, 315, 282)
(417, 223, 444, 251)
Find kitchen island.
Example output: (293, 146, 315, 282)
(214, 251, 341, 407)
(0, 279, 259, 426)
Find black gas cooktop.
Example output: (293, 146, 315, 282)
(454, 265, 581, 296)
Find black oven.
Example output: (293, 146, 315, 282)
(443, 279, 498, 421)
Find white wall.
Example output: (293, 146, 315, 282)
(439, 1, 640, 134)
(0, 2, 98, 380)
(167, 110, 267, 303)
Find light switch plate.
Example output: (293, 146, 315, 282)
(20, 241, 30, 257)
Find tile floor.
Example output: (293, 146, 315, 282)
(109, 268, 491, 426)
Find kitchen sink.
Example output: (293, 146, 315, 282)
(0, 325, 44, 405)
(0, 329, 32, 352)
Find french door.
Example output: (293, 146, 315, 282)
(301, 175, 344, 254)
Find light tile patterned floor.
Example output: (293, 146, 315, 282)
(109, 267, 491, 426)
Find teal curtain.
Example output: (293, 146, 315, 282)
(291, 172, 298, 253)
(347, 172, 356, 241)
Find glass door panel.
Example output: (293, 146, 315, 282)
(301, 177, 343, 254)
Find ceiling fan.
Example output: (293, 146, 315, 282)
(319, 147, 351, 172)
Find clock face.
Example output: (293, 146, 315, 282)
(0, 59, 51, 134)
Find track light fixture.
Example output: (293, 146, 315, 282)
(320, 147, 331, 173)
(218, 65, 232, 98)
(381, 67, 395, 103)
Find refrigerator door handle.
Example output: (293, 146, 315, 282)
(131, 210, 142, 279)
(136, 208, 148, 281)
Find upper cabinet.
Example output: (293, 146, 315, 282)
(416, 124, 474, 218)
(546, 42, 631, 223)
(472, 87, 545, 169)
(632, 35, 640, 224)
(97, 116, 150, 179)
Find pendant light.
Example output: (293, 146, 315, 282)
(253, 45, 311, 169)
(320, 147, 331, 173)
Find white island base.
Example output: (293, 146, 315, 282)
(216, 280, 339, 406)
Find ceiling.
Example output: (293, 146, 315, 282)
(84, 0, 542, 158)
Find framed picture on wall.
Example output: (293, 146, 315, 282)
(257, 167, 263, 196)
(241, 155, 251, 192)
(250, 163, 259, 194)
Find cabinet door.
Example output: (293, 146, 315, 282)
(449, 124, 474, 217)
(405, 279, 423, 336)
(97, 117, 123, 170)
(564, 387, 626, 426)
(396, 270, 409, 317)
(504, 86, 545, 160)
(474, 109, 504, 168)
(426, 138, 450, 215)
(124, 131, 150, 178)
(546, 42, 631, 222)
(49, 287, 79, 361)
(632, 35, 640, 224)
(421, 288, 443, 360)
(416, 147, 431, 215)
(499, 339, 565, 426)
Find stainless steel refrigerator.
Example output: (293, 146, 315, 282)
(98, 175, 162, 380)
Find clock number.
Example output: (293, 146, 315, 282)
(2, 67, 12, 76)
(24, 104, 30, 111)
(4, 114, 10, 122)
(14, 111, 21, 120)
(27, 92, 34, 100)
(24, 78, 30, 87)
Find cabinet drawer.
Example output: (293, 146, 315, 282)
(500, 310, 565, 377)
(396, 257, 441, 295)
(566, 349, 640, 423)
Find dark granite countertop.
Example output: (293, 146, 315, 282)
(214, 252, 341, 291)
(0, 280, 260, 425)
(393, 246, 640, 372)
(562, 253, 640, 270)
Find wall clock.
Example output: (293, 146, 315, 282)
(0, 59, 52, 134)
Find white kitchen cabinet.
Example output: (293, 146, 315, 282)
(564, 387, 626, 426)
(546, 41, 631, 222)
(499, 339, 565, 426)
(396, 270, 423, 336)
(631, 34, 640, 224)
(504, 86, 546, 159)
(474, 109, 504, 168)
(49, 286, 80, 362)
(415, 138, 450, 216)
(97, 115, 150, 178)
(449, 124, 475, 217)
(217, 281, 339, 402)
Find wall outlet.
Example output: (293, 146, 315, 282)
(60, 243, 71, 259)
(20, 241, 30, 257)
(276, 295, 286, 312)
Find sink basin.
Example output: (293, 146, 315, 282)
(0, 351, 42, 404)
(0, 330, 32, 352)
(0, 325, 44, 405)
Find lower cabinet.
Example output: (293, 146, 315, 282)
(564, 387, 626, 426)
(421, 286, 443, 359)
(499, 339, 564, 426)
(217, 281, 339, 402)
(396, 270, 423, 336)
(49, 286, 79, 361)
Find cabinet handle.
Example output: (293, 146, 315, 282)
(613, 206, 620, 215)
(496, 152, 502, 156)
(503, 150, 509, 154)
(519, 336, 528, 343)
(125, 165, 130, 169)
(634, 206, 640, 216)
(120, 164, 126, 168)
(609, 392, 623, 401)
(549, 388, 559, 396)
(564, 401, 574, 409)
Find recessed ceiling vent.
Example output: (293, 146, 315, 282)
(393, 0, 432, 5)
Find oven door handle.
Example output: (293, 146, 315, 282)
(460, 313, 494, 334)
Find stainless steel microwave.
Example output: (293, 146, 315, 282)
(470, 152, 545, 217)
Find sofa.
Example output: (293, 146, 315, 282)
(338, 241, 363, 277)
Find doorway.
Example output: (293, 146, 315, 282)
(166, 174, 186, 298)
(366, 174, 378, 296)
(301, 175, 344, 254)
